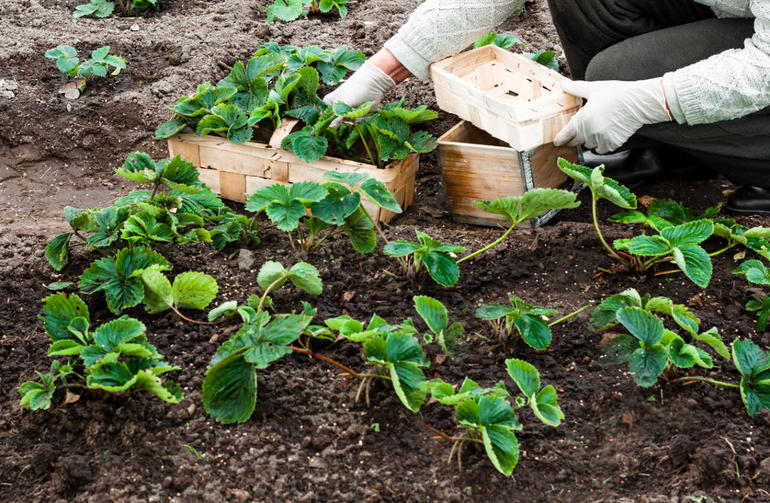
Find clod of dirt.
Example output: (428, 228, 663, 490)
(31, 443, 57, 476)
(56, 454, 93, 490)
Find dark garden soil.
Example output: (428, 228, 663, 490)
(2, 0, 770, 502)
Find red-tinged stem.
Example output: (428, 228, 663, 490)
(291, 346, 363, 379)
(414, 419, 458, 443)
(170, 306, 219, 326)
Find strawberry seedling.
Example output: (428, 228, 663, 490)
(590, 289, 729, 387)
(413, 296, 465, 356)
(474, 32, 524, 50)
(424, 358, 563, 475)
(383, 188, 579, 287)
(44, 152, 257, 272)
(155, 44, 365, 142)
(266, 0, 352, 23)
(733, 260, 770, 331)
(558, 158, 719, 288)
(19, 293, 183, 411)
(246, 171, 403, 253)
(45, 45, 126, 97)
(476, 295, 589, 350)
(74, 0, 165, 17)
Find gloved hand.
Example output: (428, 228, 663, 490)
(323, 60, 396, 109)
(553, 78, 672, 154)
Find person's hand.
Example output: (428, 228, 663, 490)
(553, 78, 672, 154)
(322, 60, 396, 109)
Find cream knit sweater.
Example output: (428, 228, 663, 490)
(383, 0, 770, 126)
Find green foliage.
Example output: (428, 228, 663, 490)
(733, 260, 770, 331)
(282, 98, 439, 167)
(473, 32, 524, 50)
(590, 289, 727, 387)
(475, 295, 558, 350)
(257, 260, 323, 296)
(19, 293, 182, 410)
(73, 0, 114, 18)
(559, 158, 717, 288)
(44, 152, 256, 272)
(524, 51, 559, 71)
(383, 230, 465, 287)
(732, 338, 770, 416)
(156, 44, 366, 144)
(474, 188, 580, 227)
(413, 296, 465, 356)
(245, 172, 398, 253)
(202, 309, 313, 423)
(425, 359, 563, 476)
(265, 0, 350, 23)
(79, 246, 171, 313)
(45, 45, 126, 80)
(141, 271, 219, 314)
(73, 0, 165, 17)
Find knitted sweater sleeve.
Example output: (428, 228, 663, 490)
(663, 0, 770, 125)
(383, 0, 526, 81)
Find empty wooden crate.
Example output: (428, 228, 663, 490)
(430, 45, 582, 151)
(167, 122, 418, 224)
(437, 121, 582, 227)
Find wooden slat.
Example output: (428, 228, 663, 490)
(219, 172, 247, 202)
(438, 121, 579, 227)
(167, 134, 418, 223)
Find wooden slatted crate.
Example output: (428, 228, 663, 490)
(430, 45, 582, 151)
(437, 121, 582, 227)
(167, 121, 418, 224)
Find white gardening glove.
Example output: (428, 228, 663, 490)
(323, 60, 396, 109)
(553, 78, 672, 154)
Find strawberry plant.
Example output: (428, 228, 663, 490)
(73, 0, 165, 17)
(590, 289, 729, 387)
(44, 152, 256, 272)
(733, 260, 770, 331)
(266, 0, 351, 23)
(245, 171, 403, 253)
(73, 0, 114, 18)
(413, 296, 465, 356)
(383, 188, 580, 287)
(672, 338, 770, 417)
(525, 50, 559, 71)
(558, 158, 719, 288)
(202, 260, 328, 423)
(476, 295, 589, 350)
(19, 293, 182, 411)
(424, 358, 563, 475)
(474, 33, 524, 50)
(45, 45, 126, 97)
(282, 99, 439, 166)
(155, 44, 365, 142)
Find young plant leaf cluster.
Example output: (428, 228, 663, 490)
(282, 98, 438, 166)
(74, 0, 165, 18)
(266, 0, 351, 23)
(202, 260, 322, 423)
(245, 171, 402, 253)
(590, 288, 728, 387)
(19, 293, 182, 410)
(45, 152, 257, 273)
(384, 188, 580, 287)
(473, 32, 559, 70)
(733, 260, 770, 331)
(476, 295, 559, 350)
(425, 358, 564, 475)
(45, 45, 126, 90)
(155, 44, 365, 143)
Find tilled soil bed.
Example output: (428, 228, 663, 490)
(2, 0, 770, 502)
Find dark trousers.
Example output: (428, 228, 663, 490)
(546, 0, 770, 186)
